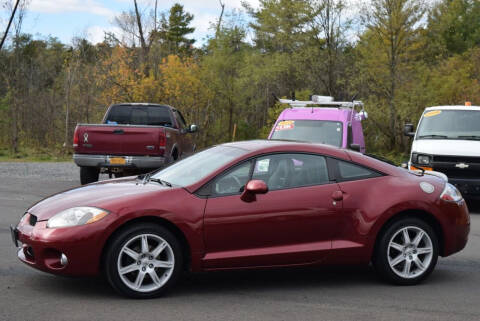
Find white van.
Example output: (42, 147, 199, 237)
(404, 104, 480, 199)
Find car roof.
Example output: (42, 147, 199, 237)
(112, 103, 174, 109)
(425, 105, 480, 111)
(222, 139, 349, 158)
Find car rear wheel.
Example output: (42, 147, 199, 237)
(104, 223, 183, 298)
(80, 166, 99, 185)
(373, 218, 438, 285)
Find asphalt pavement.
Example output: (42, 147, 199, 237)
(1, 162, 479, 321)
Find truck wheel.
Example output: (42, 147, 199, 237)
(80, 166, 99, 185)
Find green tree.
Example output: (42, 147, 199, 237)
(427, 0, 480, 57)
(166, 3, 195, 56)
(357, 0, 426, 150)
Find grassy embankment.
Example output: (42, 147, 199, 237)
(0, 147, 71, 162)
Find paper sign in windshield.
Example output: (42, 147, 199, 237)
(275, 120, 295, 131)
(424, 110, 442, 117)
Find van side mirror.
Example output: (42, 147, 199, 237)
(404, 123, 415, 137)
(349, 144, 361, 152)
(188, 124, 198, 133)
(240, 180, 268, 202)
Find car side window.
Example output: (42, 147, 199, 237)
(174, 111, 187, 129)
(337, 160, 381, 181)
(213, 161, 252, 196)
(252, 154, 329, 191)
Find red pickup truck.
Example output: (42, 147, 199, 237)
(73, 103, 197, 184)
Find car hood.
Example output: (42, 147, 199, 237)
(28, 177, 174, 221)
(412, 139, 480, 157)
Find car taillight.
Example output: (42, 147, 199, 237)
(73, 128, 79, 147)
(158, 132, 166, 156)
(440, 183, 462, 202)
(159, 133, 166, 147)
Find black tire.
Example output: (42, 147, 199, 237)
(372, 217, 439, 285)
(80, 166, 99, 185)
(104, 223, 183, 299)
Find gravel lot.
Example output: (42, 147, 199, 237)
(1, 162, 479, 321)
(0, 162, 110, 182)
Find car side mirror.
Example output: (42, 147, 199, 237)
(240, 180, 268, 202)
(188, 124, 198, 133)
(404, 123, 415, 137)
(349, 143, 361, 152)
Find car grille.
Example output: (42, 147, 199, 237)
(431, 155, 480, 180)
(433, 155, 480, 164)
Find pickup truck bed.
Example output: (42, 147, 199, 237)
(73, 103, 197, 184)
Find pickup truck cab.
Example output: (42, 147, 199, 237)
(268, 96, 367, 152)
(73, 103, 197, 185)
(404, 104, 480, 199)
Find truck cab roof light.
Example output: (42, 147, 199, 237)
(465, 101, 471, 106)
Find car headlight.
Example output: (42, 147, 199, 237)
(417, 155, 431, 165)
(440, 183, 463, 202)
(47, 207, 109, 228)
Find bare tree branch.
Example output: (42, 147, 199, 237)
(134, 0, 148, 56)
(216, 0, 225, 37)
(0, 0, 21, 50)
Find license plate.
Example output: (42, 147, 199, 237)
(109, 157, 126, 165)
(10, 225, 18, 247)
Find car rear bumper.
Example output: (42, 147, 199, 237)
(73, 153, 166, 169)
(440, 199, 470, 257)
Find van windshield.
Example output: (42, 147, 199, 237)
(270, 120, 343, 147)
(416, 110, 480, 140)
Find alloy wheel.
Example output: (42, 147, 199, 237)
(387, 226, 433, 279)
(117, 234, 175, 293)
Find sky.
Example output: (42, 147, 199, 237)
(0, 0, 260, 45)
(1, 0, 438, 46)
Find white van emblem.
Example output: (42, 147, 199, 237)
(455, 163, 469, 169)
(83, 133, 89, 143)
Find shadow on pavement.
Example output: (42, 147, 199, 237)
(22, 264, 458, 299)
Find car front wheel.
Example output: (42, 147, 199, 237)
(104, 223, 183, 298)
(373, 218, 439, 285)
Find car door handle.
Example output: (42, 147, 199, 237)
(113, 129, 124, 134)
(331, 191, 343, 201)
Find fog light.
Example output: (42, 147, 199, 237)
(60, 253, 68, 266)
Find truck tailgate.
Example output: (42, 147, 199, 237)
(74, 125, 165, 156)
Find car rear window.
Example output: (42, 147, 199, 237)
(105, 105, 172, 126)
(336, 160, 382, 181)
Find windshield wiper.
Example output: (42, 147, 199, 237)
(138, 172, 151, 184)
(148, 178, 172, 187)
(417, 134, 449, 139)
(457, 135, 480, 140)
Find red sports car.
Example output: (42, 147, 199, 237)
(11, 140, 470, 298)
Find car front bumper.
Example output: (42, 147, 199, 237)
(12, 214, 111, 276)
(73, 153, 166, 169)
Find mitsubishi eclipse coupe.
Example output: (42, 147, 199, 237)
(11, 140, 470, 298)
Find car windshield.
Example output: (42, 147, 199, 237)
(270, 120, 343, 147)
(416, 110, 480, 140)
(151, 146, 249, 187)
